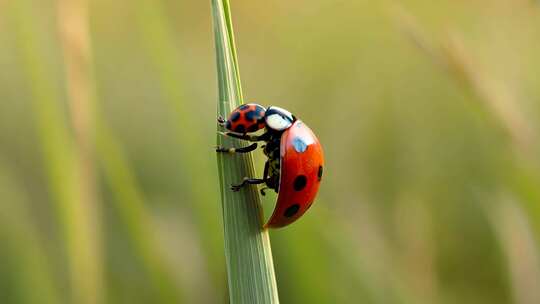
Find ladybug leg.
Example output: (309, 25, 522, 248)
(263, 160, 269, 179)
(259, 161, 270, 196)
(218, 131, 270, 142)
(231, 177, 265, 192)
(216, 143, 258, 153)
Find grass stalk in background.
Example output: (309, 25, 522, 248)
(391, 6, 535, 156)
(393, 7, 540, 298)
(133, 0, 225, 288)
(57, 1, 103, 303)
(488, 198, 540, 304)
(392, 5, 540, 234)
(96, 126, 182, 303)
(58, 0, 182, 301)
(0, 164, 61, 304)
(11, 1, 100, 303)
(211, 1, 280, 303)
(12, 1, 180, 302)
(57, 0, 182, 301)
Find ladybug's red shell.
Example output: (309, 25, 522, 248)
(265, 120, 324, 228)
(225, 104, 266, 134)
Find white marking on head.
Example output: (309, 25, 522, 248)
(266, 114, 292, 131)
(265, 106, 294, 131)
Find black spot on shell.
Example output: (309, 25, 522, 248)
(225, 121, 232, 130)
(235, 124, 246, 133)
(230, 111, 241, 122)
(318, 166, 323, 181)
(239, 104, 250, 110)
(247, 124, 260, 132)
(293, 175, 307, 191)
(284, 204, 300, 218)
(245, 110, 258, 122)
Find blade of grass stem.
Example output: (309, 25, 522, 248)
(0, 164, 62, 304)
(57, 0, 103, 302)
(57, 0, 182, 300)
(55, 0, 184, 299)
(11, 1, 99, 303)
(392, 6, 540, 238)
(211, 1, 279, 303)
(391, 6, 535, 155)
(96, 125, 182, 303)
(489, 197, 540, 304)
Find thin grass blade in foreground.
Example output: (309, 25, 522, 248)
(211, 1, 279, 303)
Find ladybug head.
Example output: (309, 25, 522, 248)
(224, 103, 267, 134)
(264, 106, 295, 131)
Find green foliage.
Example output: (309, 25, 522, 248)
(1, 1, 540, 304)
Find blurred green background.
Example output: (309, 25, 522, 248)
(1, 0, 540, 303)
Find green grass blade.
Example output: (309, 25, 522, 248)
(96, 125, 182, 303)
(10, 1, 101, 303)
(132, 0, 226, 295)
(0, 164, 62, 304)
(57, 0, 104, 302)
(211, 1, 280, 303)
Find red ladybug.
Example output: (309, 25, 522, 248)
(217, 104, 324, 228)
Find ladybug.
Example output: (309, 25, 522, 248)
(217, 103, 324, 228)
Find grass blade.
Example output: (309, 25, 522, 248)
(57, 0, 183, 300)
(96, 126, 182, 303)
(133, 2, 226, 295)
(11, 1, 101, 303)
(211, 1, 280, 303)
(57, 0, 103, 302)
(0, 164, 62, 304)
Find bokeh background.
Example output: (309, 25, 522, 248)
(1, 0, 540, 303)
